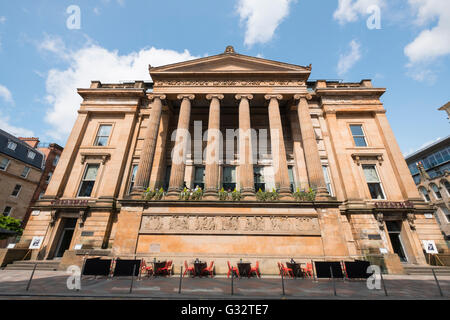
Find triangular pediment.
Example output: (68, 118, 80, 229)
(150, 48, 311, 77)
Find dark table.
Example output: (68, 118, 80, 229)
(193, 262, 207, 277)
(286, 262, 303, 278)
(237, 262, 252, 277)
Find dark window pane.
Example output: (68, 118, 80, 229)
(78, 181, 95, 197)
(368, 183, 385, 199)
(95, 136, 108, 146)
(223, 183, 236, 192)
(255, 183, 266, 192)
(354, 137, 367, 147)
(350, 125, 364, 136)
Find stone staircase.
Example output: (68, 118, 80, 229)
(4, 260, 60, 271)
(403, 265, 450, 276)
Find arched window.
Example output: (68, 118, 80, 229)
(442, 180, 450, 196)
(419, 187, 430, 202)
(430, 183, 442, 200)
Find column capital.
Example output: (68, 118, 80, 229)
(235, 94, 253, 101)
(264, 94, 283, 101)
(206, 94, 225, 101)
(177, 94, 195, 101)
(147, 93, 166, 101)
(293, 93, 312, 101)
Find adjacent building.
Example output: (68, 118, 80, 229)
(405, 104, 450, 243)
(18, 47, 447, 273)
(0, 131, 44, 221)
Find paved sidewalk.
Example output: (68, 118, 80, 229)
(0, 270, 449, 299)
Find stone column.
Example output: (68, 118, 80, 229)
(149, 110, 170, 190)
(289, 110, 309, 191)
(131, 94, 166, 198)
(294, 94, 330, 200)
(204, 94, 224, 200)
(166, 94, 195, 199)
(236, 94, 255, 199)
(265, 94, 291, 199)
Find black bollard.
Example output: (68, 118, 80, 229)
(330, 266, 336, 296)
(26, 263, 38, 292)
(432, 268, 443, 297)
(129, 264, 136, 294)
(178, 266, 183, 294)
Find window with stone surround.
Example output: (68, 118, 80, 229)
(2, 206, 13, 217)
(430, 183, 442, 200)
(322, 165, 334, 197)
(193, 166, 205, 190)
(21, 166, 31, 178)
(128, 164, 138, 194)
(362, 164, 385, 200)
(254, 166, 265, 192)
(223, 166, 236, 191)
(7, 141, 17, 151)
(441, 206, 450, 223)
(77, 164, 100, 198)
(11, 184, 22, 198)
(442, 180, 450, 196)
(350, 124, 367, 147)
(27, 151, 36, 159)
(0, 158, 10, 171)
(94, 124, 112, 147)
(419, 186, 430, 202)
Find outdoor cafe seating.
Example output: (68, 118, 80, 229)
(201, 261, 215, 277)
(227, 261, 240, 278)
(153, 260, 173, 276)
(183, 260, 195, 277)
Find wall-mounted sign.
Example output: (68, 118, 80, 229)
(150, 244, 160, 253)
(368, 234, 382, 240)
(31, 210, 40, 216)
(51, 199, 88, 206)
(424, 214, 434, 219)
(422, 240, 438, 254)
(379, 248, 388, 254)
(29, 236, 44, 250)
(374, 201, 414, 209)
(7, 243, 16, 249)
(74, 244, 83, 250)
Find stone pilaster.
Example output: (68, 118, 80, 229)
(149, 110, 170, 190)
(289, 110, 309, 191)
(204, 94, 224, 200)
(265, 94, 291, 199)
(236, 94, 255, 200)
(131, 94, 166, 198)
(294, 94, 330, 200)
(166, 94, 195, 199)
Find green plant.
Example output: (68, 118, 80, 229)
(154, 188, 165, 200)
(0, 216, 23, 240)
(256, 188, 267, 202)
(143, 188, 156, 200)
(268, 188, 280, 201)
(218, 187, 229, 201)
(292, 188, 316, 202)
(179, 187, 191, 201)
(231, 188, 242, 201)
(191, 186, 204, 201)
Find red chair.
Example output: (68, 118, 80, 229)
(278, 262, 294, 278)
(156, 260, 173, 276)
(140, 260, 154, 278)
(302, 263, 313, 278)
(249, 261, 261, 278)
(183, 260, 195, 277)
(202, 261, 215, 277)
(227, 261, 240, 278)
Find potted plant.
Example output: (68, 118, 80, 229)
(143, 188, 156, 200)
(191, 186, 204, 201)
(218, 187, 229, 201)
(179, 187, 191, 201)
(231, 188, 242, 201)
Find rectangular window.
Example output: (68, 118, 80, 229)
(46, 172, 53, 184)
(163, 166, 171, 191)
(288, 166, 295, 192)
(322, 165, 334, 197)
(0, 158, 10, 171)
(27, 151, 36, 159)
(223, 166, 236, 191)
(128, 165, 138, 194)
(350, 125, 367, 147)
(254, 166, 265, 192)
(193, 166, 205, 190)
(7, 141, 17, 151)
(362, 165, 385, 200)
(3, 206, 13, 217)
(21, 166, 31, 178)
(94, 125, 112, 146)
(441, 207, 450, 223)
(77, 164, 100, 198)
(53, 155, 60, 166)
(11, 184, 22, 197)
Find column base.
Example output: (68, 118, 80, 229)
(278, 187, 293, 201)
(129, 186, 146, 200)
(166, 187, 182, 200)
(241, 188, 256, 201)
(203, 188, 218, 200)
(315, 187, 331, 201)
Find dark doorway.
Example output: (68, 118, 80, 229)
(386, 221, 408, 262)
(54, 218, 77, 258)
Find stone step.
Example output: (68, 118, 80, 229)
(4, 260, 60, 271)
(403, 265, 450, 275)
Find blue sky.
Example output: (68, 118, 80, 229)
(0, 0, 448, 156)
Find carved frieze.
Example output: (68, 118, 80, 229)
(140, 215, 320, 235)
(154, 80, 305, 87)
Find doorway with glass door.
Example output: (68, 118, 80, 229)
(385, 221, 408, 263)
(54, 218, 77, 259)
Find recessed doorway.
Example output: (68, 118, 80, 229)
(385, 221, 408, 262)
(54, 218, 77, 258)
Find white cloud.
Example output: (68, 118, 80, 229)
(0, 112, 34, 137)
(404, 0, 450, 64)
(333, 0, 385, 24)
(0, 16, 6, 24)
(236, 0, 295, 46)
(0, 84, 13, 104)
(39, 36, 199, 140)
(337, 40, 362, 76)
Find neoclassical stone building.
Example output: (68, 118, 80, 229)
(18, 46, 447, 273)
